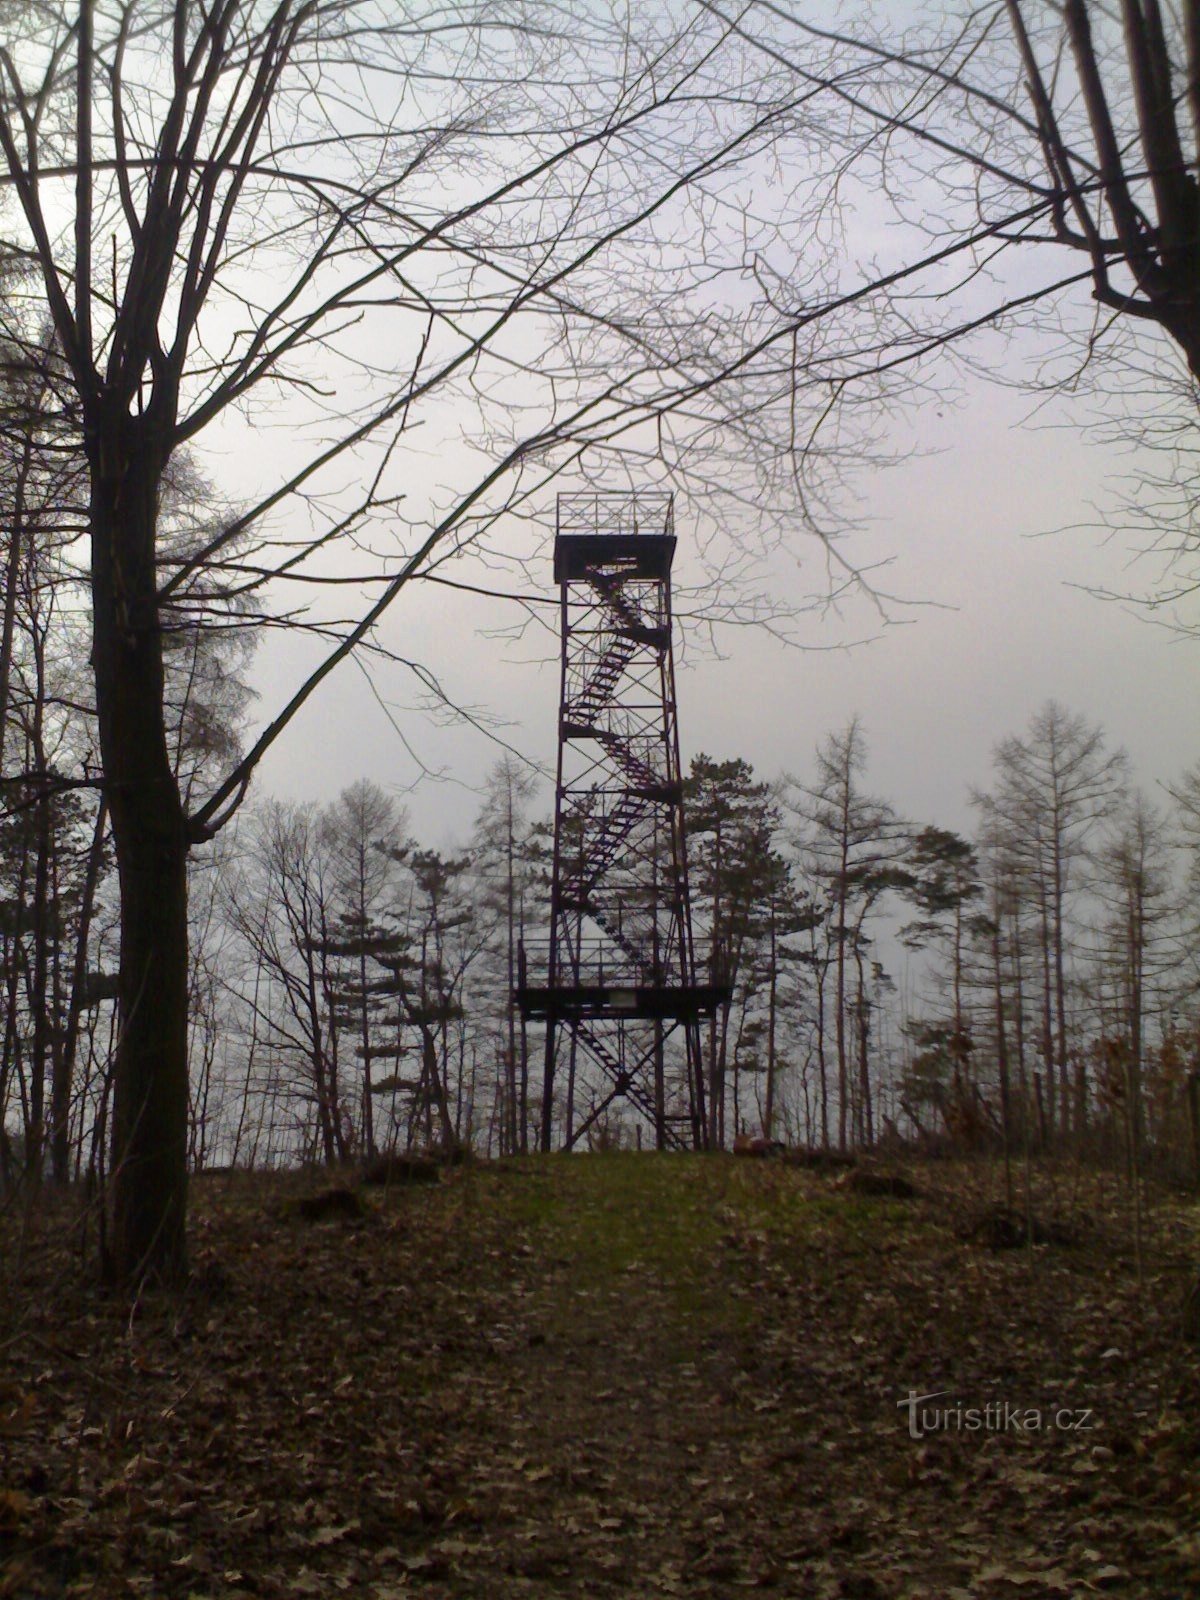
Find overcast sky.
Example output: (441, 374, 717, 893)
(244, 362, 1196, 848)
(197, 0, 1197, 852)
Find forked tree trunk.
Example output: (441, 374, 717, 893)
(90, 423, 190, 1285)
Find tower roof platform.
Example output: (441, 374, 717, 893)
(554, 491, 676, 582)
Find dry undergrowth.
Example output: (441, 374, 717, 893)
(1, 1155, 1198, 1599)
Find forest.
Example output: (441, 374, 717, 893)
(4, 667, 1200, 1187)
(0, 0, 1195, 1287)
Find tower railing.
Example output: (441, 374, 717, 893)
(556, 491, 674, 541)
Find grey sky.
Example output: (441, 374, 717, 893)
(188, 0, 1197, 848)
(247, 361, 1196, 846)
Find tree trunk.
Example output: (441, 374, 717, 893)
(303, 935, 337, 1166)
(815, 957, 829, 1150)
(359, 912, 374, 1157)
(91, 428, 190, 1286)
(835, 888, 848, 1151)
(1052, 845, 1071, 1142)
(1010, 903, 1029, 1147)
(28, 764, 51, 1180)
(1187, 1072, 1200, 1193)
(541, 1014, 557, 1154)
(419, 1026, 455, 1147)
(764, 905, 778, 1140)
(992, 911, 1013, 1211)
(27, 600, 57, 1184)
(0, 426, 32, 769)
(854, 947, 873, 1148)
(54, 800, 108, 1183)
(1038, 892, 1056, 1141)
(708, 821, 723, 1148)
(0, 829, 31, 1175)
(1128, 896, 1145, 1164)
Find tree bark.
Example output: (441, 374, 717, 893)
(28, 748, 51, 1181)
(1187, 1071, 1200, 1193)
(992, 909, 1013, 1211)
(815, 954, 829, 1150)
(854, 945, 873, 1148)
(91, 423, 190, 1285)
(764, 901, 777, 1140)
(0, 426, 32, 768)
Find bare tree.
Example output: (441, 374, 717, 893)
(785, 719, 907, 1151)
(974, 701, 1128, 1143)
(470, 757, 542, 1155)
(0, 0, 833, 1280)
(697, 1, 1200, 607)
(1088, 790, 1178, 1166)
(226, 799, 351, 1165)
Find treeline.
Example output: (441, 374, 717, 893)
(2, 688, 1198, 1180)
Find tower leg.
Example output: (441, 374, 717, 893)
(654, 1019, 665, 1150)
(566, 1027, 578, 1149)
(540, 1019, 556, 1153)
(689, 1021, 708, 1151)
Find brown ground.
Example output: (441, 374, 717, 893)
(1, 1154, 1197, 1599)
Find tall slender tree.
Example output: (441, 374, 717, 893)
(786, 720, 906, 1151)
(1089, 791, 1177, 1165)
(974, 702, 1127, 1143)
(470, 759, 541, 1154)
(319, 782, 408, 1158)
(900, 827, 983, 1117)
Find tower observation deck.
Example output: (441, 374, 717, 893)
(518, 492, 728, 1151)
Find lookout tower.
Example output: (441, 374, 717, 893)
(517, 492, 727, 1151)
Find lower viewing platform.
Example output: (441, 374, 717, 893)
(515, 980, 730, 1022)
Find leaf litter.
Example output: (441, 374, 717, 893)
(0, 1155, 1197, 1598)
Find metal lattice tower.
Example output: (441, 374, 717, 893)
(518, 492, 727, 1151)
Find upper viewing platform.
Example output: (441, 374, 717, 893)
(554, 491, 677, 583)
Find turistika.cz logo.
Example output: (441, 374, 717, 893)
(898, 1389, 1094, 1440)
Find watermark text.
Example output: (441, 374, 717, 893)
(898, 1389, 1094, 1440)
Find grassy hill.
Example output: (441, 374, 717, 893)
(2, 1154, 1198, 1597)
